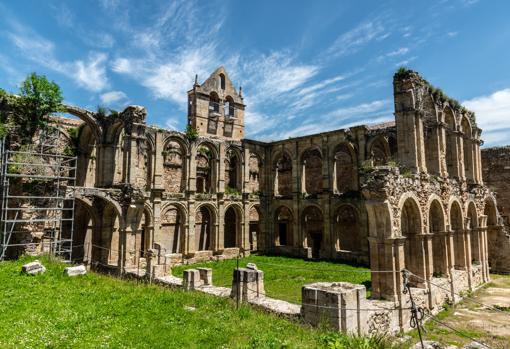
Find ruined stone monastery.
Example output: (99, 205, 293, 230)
(10, 67, 510, 325)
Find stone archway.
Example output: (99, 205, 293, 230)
(73, 198, 98, 264)
(450, 201, 466, 270)
(467, 202, 480, 263)
(484, 198, 499, 269)
(301, 147, 322, 195)
(429, 199, 448, 277)
(224, 205, 242, 248)
(248, 205, 261, 251)
(335, 205, 361, 252)
(158, 204, 185, 254)
(401, 197, 425, 286)
(303, 206, 324, 259)
(163, 139, 187, 193)
(195, 205, 215, 251)
(274, 206, 293, 246)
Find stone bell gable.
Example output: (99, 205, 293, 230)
(187, 66, 246, 141)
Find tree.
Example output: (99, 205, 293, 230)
(15, 73, 64, 141)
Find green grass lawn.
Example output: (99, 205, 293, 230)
(172, 254, 371, 303)
(0, 256, 396, 349)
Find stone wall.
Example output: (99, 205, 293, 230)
(482, 146, 510, 223)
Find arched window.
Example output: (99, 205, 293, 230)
(333, 143, 357, 193)
(401, 198, 425, 285)
(275, 153, 292, 196)
(163, 140, 185, 193)
(219, 73, 226, 90)
(302, 148, 322, 195)
(450, 201, 466, 269)
(224, 96, 235, 120)
(225, 148, 241, 192)
(444, 108, 457, 177)
(274, 206, 293, 246)
(196, 144, 216, 193)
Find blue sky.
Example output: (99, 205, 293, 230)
(0, 0, 509, 146)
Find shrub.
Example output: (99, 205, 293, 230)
(185, 124, 199, 141)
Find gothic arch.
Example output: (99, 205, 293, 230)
(224, 204, 243, 248)
(302, 205, 324, 258)
(195, 204, 216, 251)
(367, 135, 391, 166)
(248, 204, 261, 251)
(273, 150, 293, 196)
(428, 198, 448, 276)
(301, 146, 323, 195)
(444, 106, 458, 177)
(399, 195, 425, 285)
(247, 152, 262, 193)
(158, 204, 186, 254)
(334, 204, 361, 252)
(274, 205, 293, 246)
(332, 142, 357, 193)
(225, 146, 243, 191)
(163, 137, 188, 193)
(195, 142, 218, 193)
(450, 199, 466, 269)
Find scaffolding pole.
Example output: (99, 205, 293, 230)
(0, 125, 77, 262)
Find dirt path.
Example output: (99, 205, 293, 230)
(418, 275, 510, 348)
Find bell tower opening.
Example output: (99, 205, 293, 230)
(187, 66, 245, 141)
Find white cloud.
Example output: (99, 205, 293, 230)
(6, 20, 109, 92)
(165, 118, 180, 131)
(73, 53, 108, 91)
(100, 90, 127, 104)
(386, 47, 409, 57)
(326, 20, 388, 58)
(327, 99, 391, 120)
(463, 89, 510, 132)
(447, 31, 458, 38)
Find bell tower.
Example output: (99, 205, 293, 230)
(187, 66, 245, 140)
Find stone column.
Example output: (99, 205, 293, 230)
(153, 131, 164, 189)
(438, 122, 448, 177)
(332, 160, 338, 194)
(189, 145, 197, 192)
(446, 228, 456, 301)
(301, 161, 307, 195)
(456, 131, 466, 180)
(218, 143, 225, 193)
(184, 201, 196, 257)
(273, 166, 279, 196)
(464, 228, 473, 290)
(217, 203, 225, 251)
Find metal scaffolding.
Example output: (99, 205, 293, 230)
(0, 126, 77, 262)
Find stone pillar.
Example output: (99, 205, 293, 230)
(273, 165, 279, 196)
(479, 215, 489, 282)
(446, 228, 456, 301)
(438, 122, 448, 177)
(230, 267, 265, 302)
(216, 203, 224, 251)
(332, 160, 338, 194)
(153, 131, 164, 189)
(464, 228, 473, 290)
(301, 161, 307, 194)
(218, 143, 226, 193)
(456, 131, 466, 180)
(185, 202, 196, 256)
(302, 282, 367, 335)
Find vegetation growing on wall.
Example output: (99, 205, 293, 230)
(0, 73, 64, 143)
(394, 67, 477, 127)
(185, 124, 199, 141)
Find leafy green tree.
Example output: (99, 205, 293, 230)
(15, 72, 64, 140)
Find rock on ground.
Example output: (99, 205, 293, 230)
(63, 265, 87, 276)
(21, 260, 46, 275)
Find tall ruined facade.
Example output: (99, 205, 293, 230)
(57, 68, 509, 307)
